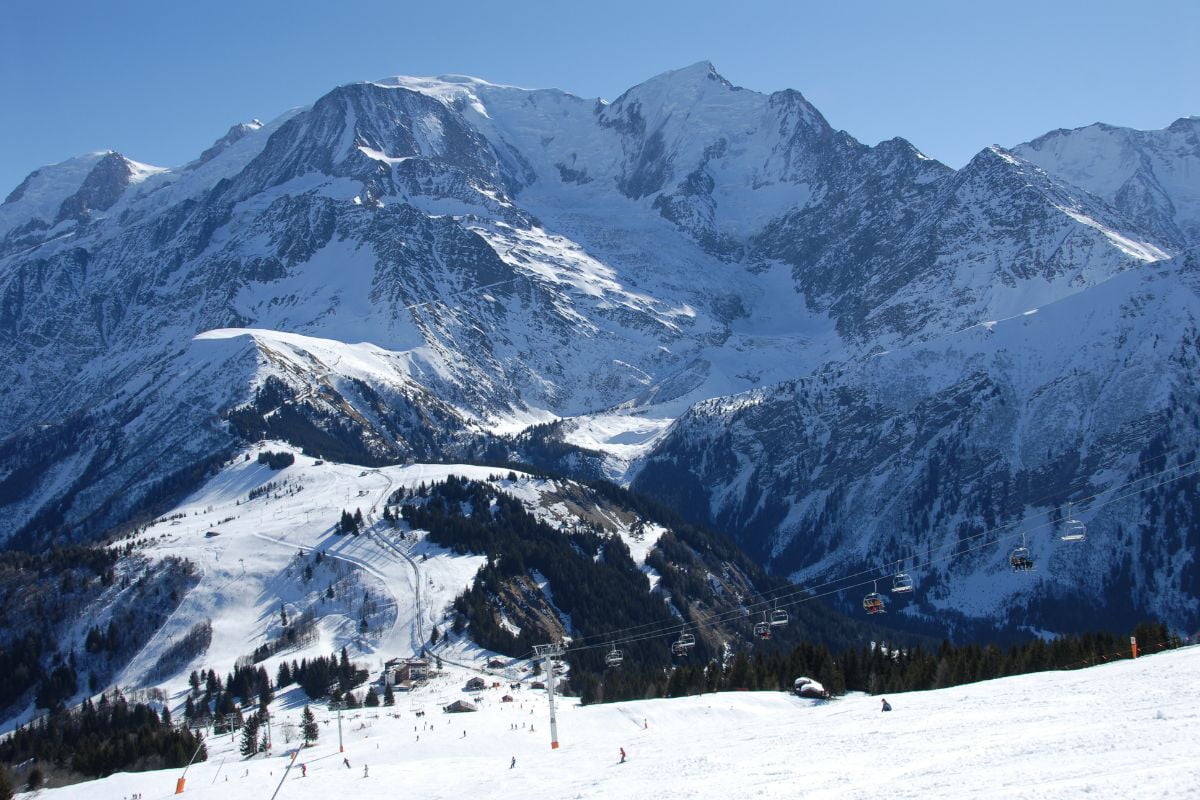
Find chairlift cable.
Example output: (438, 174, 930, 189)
(550, 459, 1200, 657)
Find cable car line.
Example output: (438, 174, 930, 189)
(556, 451, 1200, 654)
(529, 457, 1200, 660)
(721, 432, 1200, 620)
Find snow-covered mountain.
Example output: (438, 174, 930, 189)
(0, 63, 1193, 634)
(1014, 116, 1200, 248)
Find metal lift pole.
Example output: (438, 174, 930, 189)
(533, 643, 564, 749)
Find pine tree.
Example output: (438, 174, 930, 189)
(301, 705, 318, 745)
(240, 713, 261, 756)
(364, 687, 380, 707)
(276, 660, 292, 688)
(383, 682, 395, 706)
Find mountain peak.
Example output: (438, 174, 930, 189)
(640, 61, 735, 92)
(194, 120, 265, 167)
(1167, 115, 1200, 133)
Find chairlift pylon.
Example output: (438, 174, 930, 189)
(1061, 503, 1087, 542)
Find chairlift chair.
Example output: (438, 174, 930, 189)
(892, 572, 914, 594)
(1009, 545, 1034, 571)
(769, 608, 789, 626)
(672, 632, 696, 656)
(605, 646, 624, 668)
(1061, 504, 1087, 542)
(863, 580, 887, 614)
(754, 616, 772, 640)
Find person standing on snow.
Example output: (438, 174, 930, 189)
(881, 698, 892, 712)
(619, 747, 626, 763)
(510, 756, 517, 769)
(300, 763, 307, 777)
(343, 757, 351, 768)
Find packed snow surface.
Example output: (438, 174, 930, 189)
(34, 647, 1199, 799)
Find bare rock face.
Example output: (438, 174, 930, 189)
(55, 152, 136, 222)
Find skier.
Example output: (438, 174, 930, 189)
(619, 747, 626, 763)
(343, 757, 351, 768)
(510, 756, 516, 769)
(881, 698, 892, 712)
(300, 764, 307, 777)
(363, 764, 369, 778)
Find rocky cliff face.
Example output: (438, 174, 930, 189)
(0, 64, 1192, 634)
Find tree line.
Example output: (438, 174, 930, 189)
(576, 620, 1185, 703)
(0, 692, 204, 784)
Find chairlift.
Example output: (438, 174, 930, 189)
(1061, 503, 1087, 542)
(754, 614, 772, 640)
(892, 572, 914, 594)
(769, 608, 789, 626)
(671, 632, 696, 656)
(863, 579, 887, 615)
(605, 646, 624, 668)
(1010, 532, 1034, 571)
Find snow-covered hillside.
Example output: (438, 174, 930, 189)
(97, 444, 668, 697)
(635, 249, 1200, 633)
(30, 646, 1200, 800)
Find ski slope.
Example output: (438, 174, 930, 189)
(108, 442, 666, 701)
(36, 646, 1200, 800)
(110, 450, 505, 694)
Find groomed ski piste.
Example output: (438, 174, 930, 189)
(30, 647, 1200, 799)
(17, 443, 1200, 798)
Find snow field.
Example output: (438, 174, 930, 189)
(36, 646, 1200, 800)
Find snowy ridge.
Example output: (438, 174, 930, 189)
(1015, 117, 1200, 247)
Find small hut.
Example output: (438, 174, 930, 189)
(444, 699, 477, 713)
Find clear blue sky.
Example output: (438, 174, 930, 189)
(2, 0, 1196, 193)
